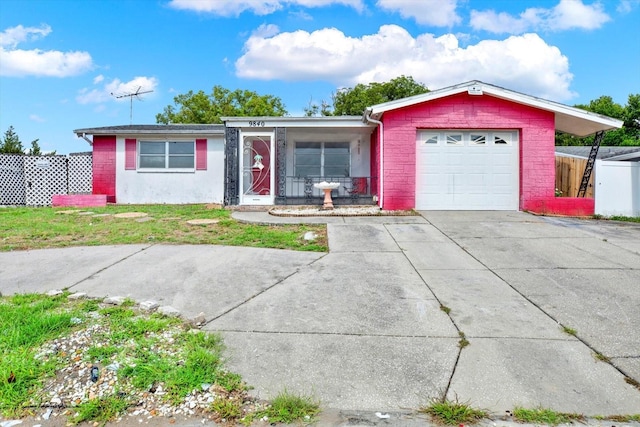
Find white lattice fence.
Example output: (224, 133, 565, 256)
(0, 154, 26, 205)
(68, 153, 92, 194)
(0, 153, 93, 206)
(24, 156, 68, 206)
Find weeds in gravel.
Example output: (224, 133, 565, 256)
(0, 292, 81, 417)
(0, 292, 254, 424)
(512, 407, 585, 425)
(419, 397, 487, 425)
(256, 390, 321, 424)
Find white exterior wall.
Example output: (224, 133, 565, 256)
(595, 159, 640, 217)
(115, 136, 225, 204)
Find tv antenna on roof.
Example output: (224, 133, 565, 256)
(111, 86, 153, 124)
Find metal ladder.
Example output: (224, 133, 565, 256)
(577, 130, 604, 197)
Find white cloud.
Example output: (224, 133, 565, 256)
(29, 114, 45, 123)
(76, 76, 159, 105)
(617, 0, 639, 13)
(0, 24, 93, 77)
(471, 0, 610, 34)
(0, 24, 51, 48)
(168, 0, 363, 16)
(376, 0, 461, 26)
(235, 25, 575, 101)
(93, 74, 104, 84)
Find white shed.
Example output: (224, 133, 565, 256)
(594, 150, 640, 217)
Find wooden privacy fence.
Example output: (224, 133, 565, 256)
(555, 155, 593, 198)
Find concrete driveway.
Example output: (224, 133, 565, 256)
(1, 211, 639, 416)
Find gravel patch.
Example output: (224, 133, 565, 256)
(17, 295, 262, 425)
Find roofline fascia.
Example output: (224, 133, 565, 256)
(74, 128, 225, 136)
(602, 152, 640, 161)
(365, 81, 623, 130)
(221, 116, 374, 129)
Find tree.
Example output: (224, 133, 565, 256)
(303, 98, 333, 117)
(156, 86, 288, 124)
(27, 139, 42, 156)
(0, 126, 24, 154)
(332, 75, 429, 116)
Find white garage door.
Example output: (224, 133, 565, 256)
(416, 130, 519, 210)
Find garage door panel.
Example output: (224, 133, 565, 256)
(416, 131, 519, 210)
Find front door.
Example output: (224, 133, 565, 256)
(240, 132, 274, 205)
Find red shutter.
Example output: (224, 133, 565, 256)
(125, 139, 136, 170)
(196, 139, 207, 170)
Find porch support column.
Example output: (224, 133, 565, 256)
(275, 127, 287, 205)
(224, 127, 239, 205)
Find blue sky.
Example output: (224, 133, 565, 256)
(1, 0, 639, 154)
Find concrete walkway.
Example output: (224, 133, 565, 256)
(1, 211, 639, 417)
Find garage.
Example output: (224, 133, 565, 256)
(415, 130, 519, 210)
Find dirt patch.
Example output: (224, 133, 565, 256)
(186, 219, 220, 226)
(55, 210, 80, 215)
(113, 212, 149, 219)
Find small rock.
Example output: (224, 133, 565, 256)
(46, 289, 63, 297)
(42, 408, 52, 420)
(139, 301, 159, 311)
(50, 397, 62, 405)
(303, 231, 317, 241)
(0, 420, 23, 427)
(190, 313, 207, 327)
(106, 362, 120, 371)
(103, 296, 126, 305)
(68, 292, 87, 300)
(157, 306, 181, 317)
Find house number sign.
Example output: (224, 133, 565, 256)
(248, 121, 265, 127)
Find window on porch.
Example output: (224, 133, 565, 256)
(294, 142, 350, 178)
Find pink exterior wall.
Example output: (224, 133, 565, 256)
(52, 194, 107, 207)
(92, 135, 116, 203)
(526, 197, 595, 217)
(380, 92, 556, 211)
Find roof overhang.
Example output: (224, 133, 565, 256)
(74, 125, 226, 144)
(364, 81, 623, 137)
(604, 152, 640, 161)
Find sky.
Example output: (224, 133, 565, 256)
(1, 0, 639, 155)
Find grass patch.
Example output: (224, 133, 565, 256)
(419, 397, 487, 425)
(608, 414, 640, 422)
(561, 325, 577, 336)
(439, 305, 451, 314)
(70, 394, 131, 425)
(0, 292, 82, 416)
(0, 204, 327, 252)
(608, 215, 640, 223)
(512, 407, 585, 425)
(256, 390, 321, 424)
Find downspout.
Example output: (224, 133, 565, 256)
(78, 132, 93, 145)
(364, 110, 384, 209)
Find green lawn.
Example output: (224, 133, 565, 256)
(0, 205, 327, 252)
